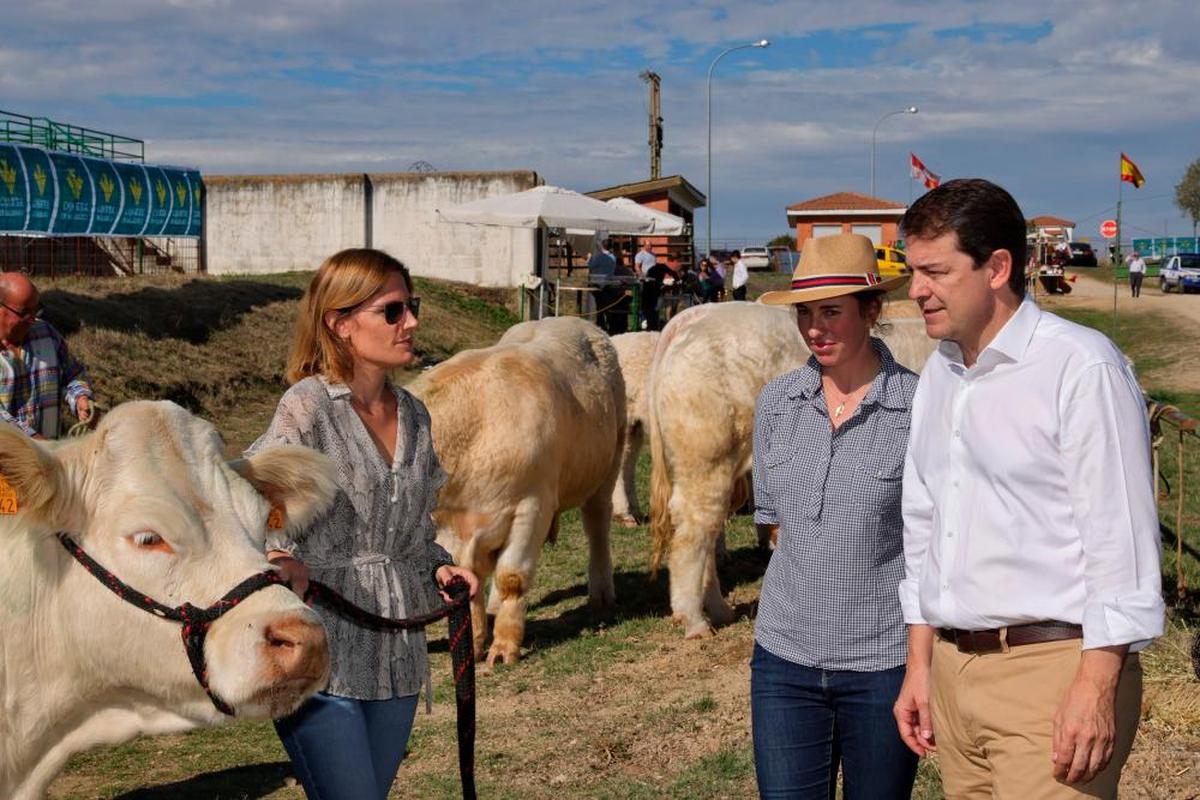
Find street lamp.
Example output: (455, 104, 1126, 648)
(706, 38, 769, 258)
(870, 106, 918, 198)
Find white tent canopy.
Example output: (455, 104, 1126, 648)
(603, 197, 686, 236)
(436, 185, 654, 234)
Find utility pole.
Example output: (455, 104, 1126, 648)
(639, 70, 662, 180)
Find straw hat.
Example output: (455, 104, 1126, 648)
(759, 233, 908, 306)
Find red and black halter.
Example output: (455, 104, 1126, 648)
(58, 533, 477, 799)
(57, 533, 284, 716)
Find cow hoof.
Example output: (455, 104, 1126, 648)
(684, 621, 715, 639)
(707, 608, 736, 627)
(486, 642, 520, 667)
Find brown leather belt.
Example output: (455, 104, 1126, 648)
(937, 621, 1083, 654)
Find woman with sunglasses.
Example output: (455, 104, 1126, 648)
(247, 248, 478, 800)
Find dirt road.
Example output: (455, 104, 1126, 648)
(1048, 271, 1200, 327)
(1039, 272, 1200, 392)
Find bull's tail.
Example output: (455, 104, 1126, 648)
(648, 388, 674, 578)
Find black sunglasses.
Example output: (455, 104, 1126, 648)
(1, 301, 42, 322)
(381, 297, 419, 324)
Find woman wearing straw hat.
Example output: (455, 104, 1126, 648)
(750, 233, 919, 798)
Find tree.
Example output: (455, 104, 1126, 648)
(1176, 158, 1200, 239)
(767, 233, 796, 248)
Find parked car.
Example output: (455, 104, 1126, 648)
(1066, 241, 1098, 267)
(875, 246, 909, 278)
(740, 246, 772, 270)
(1160, 253, 1200, 293)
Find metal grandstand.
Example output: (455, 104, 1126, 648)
(0, 109, 200, 276)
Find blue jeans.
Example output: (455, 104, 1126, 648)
(275, 692, 419, 800)
(751, 642, 916, 799)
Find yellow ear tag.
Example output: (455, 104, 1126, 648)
(267, 506, 285, 530)
(0, 475, 18, 515)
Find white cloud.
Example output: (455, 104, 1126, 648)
(4, 0, 1199, 240)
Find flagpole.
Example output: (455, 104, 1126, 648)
(1114, 156, 1123, 339)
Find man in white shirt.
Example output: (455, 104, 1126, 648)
(730, 250, 749, 301)
(634, 240, 657, 277)
(1128, 253, 1146, 298)
(892, 179, 1164, 798)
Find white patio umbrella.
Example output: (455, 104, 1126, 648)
(436, 185, 654, 233)
(604, 197, 686, 236)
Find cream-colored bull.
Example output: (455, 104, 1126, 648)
(648, 302, 935, 638)
(610, 331, 659, 527)
(0, 401, 338, 800)
(410, 316, 625, 666)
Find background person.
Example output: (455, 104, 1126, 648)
(248, 248, 478, 800)
(0, 271, 94, 439)
(730, 250, 749, 301)
(893, 179, 1163, 798)
(1128, 253, 1146, 298)
(751, 234, 918, 798)
(634, 240, 657, 277)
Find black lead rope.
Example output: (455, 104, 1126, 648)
(57, 533, 283, 715)
(304, 577, 476, 800)
(57, 533, 476, 799)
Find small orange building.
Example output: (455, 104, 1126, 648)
(588, 175, 705, 264)
(786, 192, 906, 250)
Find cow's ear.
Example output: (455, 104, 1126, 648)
(229, 446, 339, 533)
(0, 425, 78, 530)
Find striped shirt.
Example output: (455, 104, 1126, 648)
(0, 320, 93, 438)
(752, 338, 917, 671)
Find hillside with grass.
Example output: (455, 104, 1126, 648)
(41, 272, 518, 453)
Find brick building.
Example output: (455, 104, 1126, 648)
(786, 191, 906, 250)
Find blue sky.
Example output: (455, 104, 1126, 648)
(4, 1, 1198, 246)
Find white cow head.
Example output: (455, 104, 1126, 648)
(0, 401, 338, 798)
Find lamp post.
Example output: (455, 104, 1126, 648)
(870, 106, 918, 198)
(706, 38, 769, 258)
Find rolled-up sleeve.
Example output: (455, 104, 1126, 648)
(245, 393, 308, 554)
(1062, 362, 1165, 650)
(752, 388, 778, 526)
(52, 330, 93, 414)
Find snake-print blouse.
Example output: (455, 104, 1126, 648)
(246, 376, 454, 700)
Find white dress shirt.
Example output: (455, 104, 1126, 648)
(899, 298, 1165, 650)
(732, 258, 749, 289)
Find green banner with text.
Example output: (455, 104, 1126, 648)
(0, 143, 201, 237)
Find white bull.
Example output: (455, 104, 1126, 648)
(0, 401, 338, 800)
(647, 302, 935, 638)
(610, 331, 660, 527)
(409, 316, 625, 666)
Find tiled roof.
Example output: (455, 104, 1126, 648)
(588, 175, 706, 207)
(1028, 215, 1075, 228)
(787, 192, 906, 212)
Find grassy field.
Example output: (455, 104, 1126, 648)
(31, 271, 1200, 799)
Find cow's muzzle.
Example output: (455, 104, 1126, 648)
(58, 532, 288, 716)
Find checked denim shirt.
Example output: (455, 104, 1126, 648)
(752, 338, 917, 672)
(1, 320, 94, 439)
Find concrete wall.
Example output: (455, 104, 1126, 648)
(203, 170, 540, 286)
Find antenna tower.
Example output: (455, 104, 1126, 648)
(638, 70, 662, 180)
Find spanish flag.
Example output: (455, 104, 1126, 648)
(1120, 153, 1145, 188)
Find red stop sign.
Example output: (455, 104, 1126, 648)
(1100, 219, 1118, 238)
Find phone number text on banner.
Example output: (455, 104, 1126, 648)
(0, 143, 202, 237)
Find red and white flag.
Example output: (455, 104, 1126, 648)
(910, 153, 940, 190)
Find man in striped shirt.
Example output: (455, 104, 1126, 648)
(1, 272, 94, 439)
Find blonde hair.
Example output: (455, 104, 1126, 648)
(286, 248, 413, 385)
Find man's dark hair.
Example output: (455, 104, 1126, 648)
(731, 250, 741, 258)
(901, 178, 1027, 298)
(602, 237, 614, 251)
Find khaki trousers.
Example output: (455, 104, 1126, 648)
(930, 636, 1142, 799)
